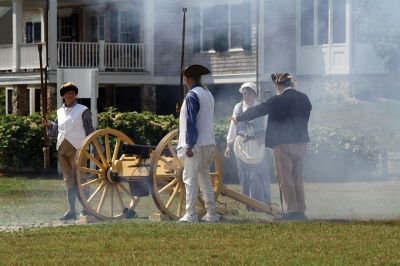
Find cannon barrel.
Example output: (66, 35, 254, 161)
(121, 143, 157, 159)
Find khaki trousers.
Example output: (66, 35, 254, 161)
(180, 145, 217, 216)
(58, 140, 78, 189)
(273, 143, 306, 213)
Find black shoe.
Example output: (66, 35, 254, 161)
(274, 212, 306, 221)
(81, 209, 88, 216)
(293, 212, 308, 220)
(123, 208, 138, 219)
(60, 211, 77, 221)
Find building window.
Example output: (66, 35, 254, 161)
(318, 0, 329, 45)
(300, 0, 346, 46)
(301, 0, 314, 46)
(193, 2, 251, 53)
(90, 16, 98, 42)
(25, 22, 41, 43)
(89, 15, 105, 42)
(58, 15, 79, 42)
(332, 0, 346, 43)
(109, 8, 141, 43)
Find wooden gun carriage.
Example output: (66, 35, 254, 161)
(75, 128, 281, 221)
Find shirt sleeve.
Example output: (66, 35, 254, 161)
(82, 109, 95, 136)
(185, 91, 200, 149)
(47, 120, 58, 139)
(227, 104, 240, 146)
(236, 98, 272, 122)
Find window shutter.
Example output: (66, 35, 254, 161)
(213, 5, 228, 53)
(34, 22, 41, 42)
(192, 7, 201, 53)
(26, 22, 33, 43)
(242, 3, 251, 51)
(71, 14, 79, 42)
(110, 9, 119, 43)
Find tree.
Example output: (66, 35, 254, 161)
(355, 0, 400, 72)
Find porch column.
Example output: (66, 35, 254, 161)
(29, 87, 36, 115)
(141, 85, 156, 113)
(144, 0, 154, 74)
(12, 85, 29, 116)
(48, 0, 58, 70)
(12, 0, 23, 72)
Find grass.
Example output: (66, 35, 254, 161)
(1, 100, 400, 264)
(1, 176, 400, 264)
(0, 221, 400, 265)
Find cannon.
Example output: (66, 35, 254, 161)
(75, 128, 281, 221)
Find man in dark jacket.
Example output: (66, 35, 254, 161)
(231, 73, 312, 220)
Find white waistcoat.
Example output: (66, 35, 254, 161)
(56, 104, 88, 150)
(178, 86, 215, 152)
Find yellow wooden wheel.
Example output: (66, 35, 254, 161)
(149, 129, 223, 220)
(75, 128, 140, 220)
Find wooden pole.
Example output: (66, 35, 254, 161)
(176, 7, 187, 114)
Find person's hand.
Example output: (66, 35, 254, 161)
(230, 115, 238, 125)
(224, 146, 232, 158)
(186, 148, 193, 158)
(42, 117, 48, 127)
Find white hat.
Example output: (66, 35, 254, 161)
(239, 82, 257, 95)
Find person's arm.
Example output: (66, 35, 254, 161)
(82, 109, 95, 136)
(185, 91, 200, 150)
(227, 104, 240, 145)
(47, 119, 58, 139)
(236, 100, 270, 123)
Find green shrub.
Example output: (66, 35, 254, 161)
(305, 125, 380, 181)
(97, 108, 178, 145)
(0, 113, 58, 169)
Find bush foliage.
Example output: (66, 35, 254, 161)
(0, 110, 382, 181)
(97, 108, 178, 145)
(0, 113, 58, 169)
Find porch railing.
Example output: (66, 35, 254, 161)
(0, 45, 13, 71)
(58, 41, 146, 70)
(0, 42, 146, 71)
(21, 43, 46, 70)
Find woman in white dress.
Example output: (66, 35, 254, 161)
(225, 82, 272, 207)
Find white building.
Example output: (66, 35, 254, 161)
(0, 0, 389, 116)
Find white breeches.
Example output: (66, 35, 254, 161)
(180, 145, 216, 216)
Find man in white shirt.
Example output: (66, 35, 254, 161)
(177, 64, 220, 223)
(43, 82, 95, 220)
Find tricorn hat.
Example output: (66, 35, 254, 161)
(182, 64, 211, 79)
(271, 73, 291, 85)
(60, 82, 78, 96)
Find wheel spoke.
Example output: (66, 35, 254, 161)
(115, 185, 125, 210)
(112, 139, 121, 162)
(177, 183, 184, 217)
(155, 174, 178, 179)
(104, 134, 111, 164)
(81, 178, 99, 188)
(97, 185, 109, 213)
(160, 156, 181, 171)
(110, 184, 114, 217)
(83, 151, 104, 170)
(80, 167, 103, 175)
(158, 178, 178, 194)
(118, 183, 131, 197)
(165, 182, 180, 209)
(87, 182, 105, 203)
(92, 139, 107, 167)
(167, 143, 182, 167)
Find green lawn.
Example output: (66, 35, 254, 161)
(1, 100, 400, 264)
(0, 221, 400, 265)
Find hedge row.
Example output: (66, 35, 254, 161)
(0, 110, 382, 181)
